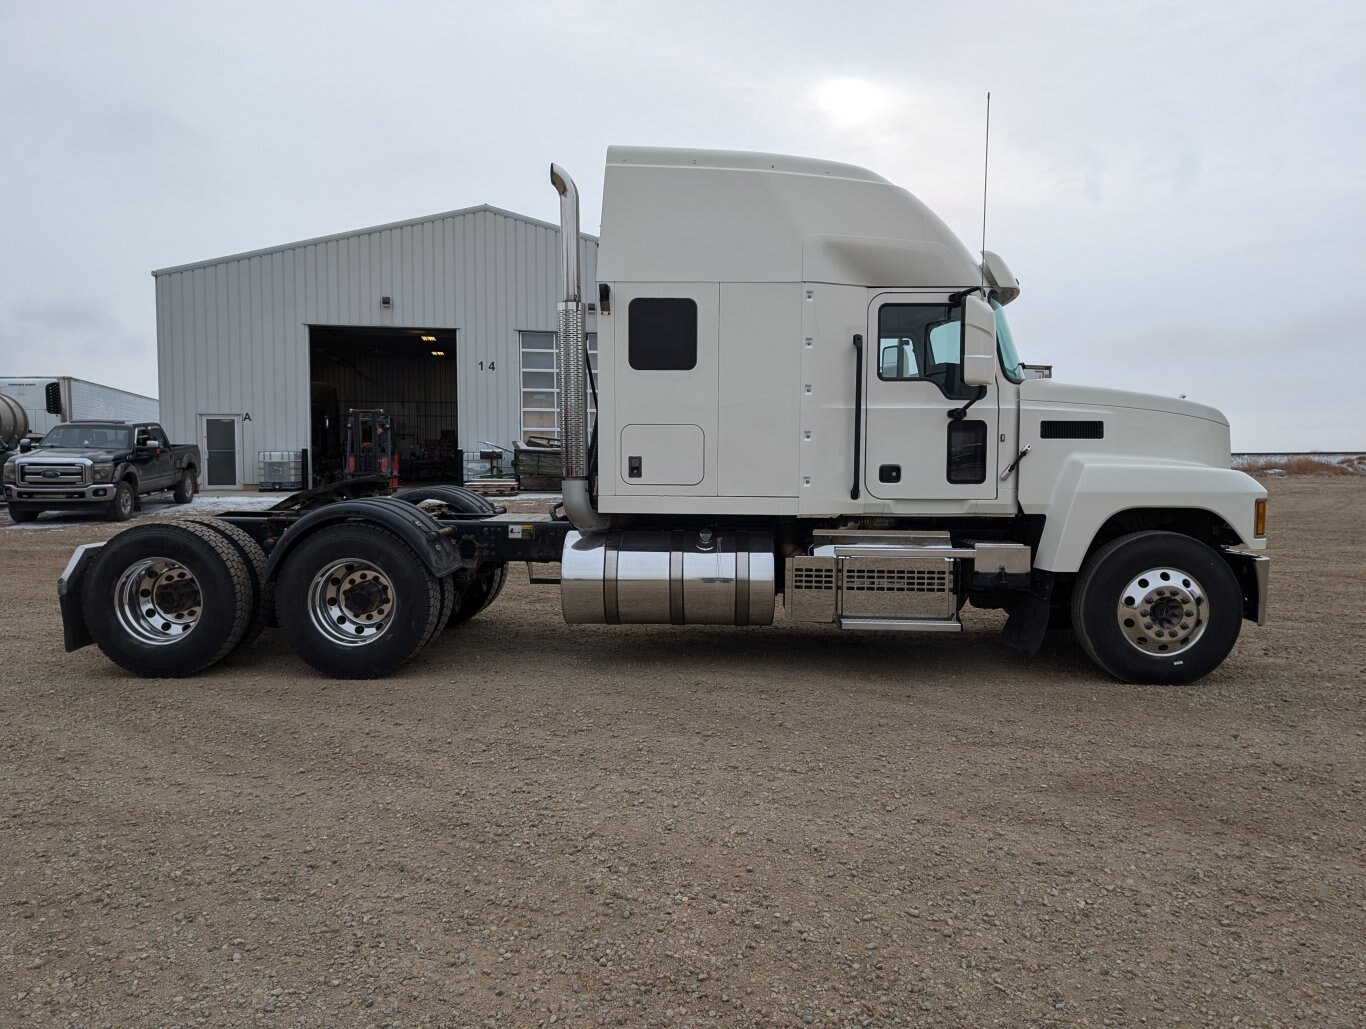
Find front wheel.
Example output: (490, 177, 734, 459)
(8, 506, 39, 523)
(276, 524, 442, 679)
(1071, 531, 1242, 685)
(107, 480, 136, 522)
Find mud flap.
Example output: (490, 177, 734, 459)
(1000, 571, 1056, 656)
(57, 543, 105, 652)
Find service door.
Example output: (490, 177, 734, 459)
(863, 293, 998, 502)
(201, 415, 241, 488)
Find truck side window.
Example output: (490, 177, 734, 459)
(135, 427, 150, 446)
(629, 298, 697, 371)
(877, 304, 975, 400)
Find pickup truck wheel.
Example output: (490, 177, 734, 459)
(1071, 531, 1241, 685)
(277, 524, 442, 679)
(180, 518, 270, 650)
(107, 480, 136, 522)
(173, 468, 197, 504)
(82, 522, 254, 677)
(8, 507, 39, 523)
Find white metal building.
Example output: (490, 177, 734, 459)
(154, 206, 597, 488)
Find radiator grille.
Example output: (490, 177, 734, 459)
(20, 462, 86, 485)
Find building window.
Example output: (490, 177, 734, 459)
(519, 331, 597, 440)
(628, 298, 697, 371)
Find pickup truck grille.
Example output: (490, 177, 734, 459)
(19, 462, 87, 486)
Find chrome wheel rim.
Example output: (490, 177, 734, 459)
(1116, 566, 1207, 656)
(115, 557, 202, 645)
(307, 558, 396, 646)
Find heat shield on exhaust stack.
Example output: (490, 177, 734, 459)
(550, 162, 607, 532)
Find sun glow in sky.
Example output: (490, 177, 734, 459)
(813, 77, 891, 128)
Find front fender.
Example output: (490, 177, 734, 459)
(1026, 457, 1267, 573)
(263, 497, 464, 582)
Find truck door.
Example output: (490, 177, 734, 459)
(863, 293, 998, 502)
(134, 424, 172, 489)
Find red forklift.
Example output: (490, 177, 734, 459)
(343, 409, 398, 490)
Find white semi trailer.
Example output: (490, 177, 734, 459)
(57, 147, 1268, 685)
(1, 376, 159, 437)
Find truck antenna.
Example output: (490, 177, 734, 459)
(980, 91, 991, 292)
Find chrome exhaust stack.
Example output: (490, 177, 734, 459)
(550, 163, 608, 532)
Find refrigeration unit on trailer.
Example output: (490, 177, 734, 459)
(0, 377, 158, 436)
(55, 147, 1269, 686)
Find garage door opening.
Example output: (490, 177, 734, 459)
(308, 325, 459, 486)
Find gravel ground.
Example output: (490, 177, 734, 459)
(1, 478, 1362, 1027)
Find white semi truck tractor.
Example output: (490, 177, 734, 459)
(57, 147, 1269, 685)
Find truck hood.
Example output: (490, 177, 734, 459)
(1018, 379, 1233, 471)
(1018, 380, 1228, 426)
(18, 448, 119, 461)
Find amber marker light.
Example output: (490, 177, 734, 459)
(1255, 498, 1267, 537)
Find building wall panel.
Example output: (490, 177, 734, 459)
(156, 206, 597, 485)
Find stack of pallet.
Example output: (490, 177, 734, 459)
(513, 435, 564, 492)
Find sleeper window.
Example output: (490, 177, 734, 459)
(629, 298, 697, 371)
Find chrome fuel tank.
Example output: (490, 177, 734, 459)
(561, 529, 775, 625)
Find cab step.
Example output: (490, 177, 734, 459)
(837, 615, 962, 633)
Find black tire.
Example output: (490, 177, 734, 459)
(393, 485, 498, 515)
(394, 485, 507, 629)
(446, 563, 509, 628)
(82, 522, 254, 677)
(107, 480, 136, 522)
(173, 468, 197, 504)
(429, 574, 459, 644)
(179, 518, 270, 650)
(8, 506, 39, 523)
(276, 524, 442, 679)
(1071, 531, 1242, 685)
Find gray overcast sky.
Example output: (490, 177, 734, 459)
(1, 0, 1362, 450)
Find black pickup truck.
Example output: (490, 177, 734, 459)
(2, 421, 200, 523)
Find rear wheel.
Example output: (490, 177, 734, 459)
(179, 517, 270, 650)
(1071, 531, 1242, 685)
(447, 563, 508, 628)
(392, 485, 509, 628)
(173, 468, 197, 504)
(82, 522, 254, 676)
(277, 524, 442, 679)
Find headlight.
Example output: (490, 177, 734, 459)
(2, 460, 15, 484)
(90, 462, 115, 481)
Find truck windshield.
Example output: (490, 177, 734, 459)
(40, 425, 132, 449)
(992, 299, 1024, 382)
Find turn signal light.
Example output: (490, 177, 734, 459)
(1255, 498, 1267, 537)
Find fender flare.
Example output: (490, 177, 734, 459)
(263, 497, 463, 582)
(1027, 458, 1267, 573)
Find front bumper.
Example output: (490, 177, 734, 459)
(5, 483, 117, 507)
(1223, 550, 1270, 625)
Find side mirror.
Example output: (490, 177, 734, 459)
(18, 439, 32, 453)
(962, 294, 996, 387)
